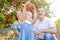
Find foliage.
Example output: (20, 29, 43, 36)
(0, 28, 14, 40)
(0, 0, 51, 28)
(55, 18, 60, 26)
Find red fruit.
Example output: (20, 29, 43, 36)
(13, 4, 17, 7)
(26, 4, 34, 9)
(5, 7, 10, 11)
(12, 4, 18, 8)
(19, 1, 26, 4)
(23, 1, 26, 4)
(3, 12, 8, 16)
(16, 6, 18, 8)
(10, 3, 13, 6)
(4, 18, 8, 22)
(19, 1, 23, 4)
(31, 10, 34, 13)
(9, 0, 13, 2)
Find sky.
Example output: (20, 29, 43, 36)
(46, 0, 60, 21)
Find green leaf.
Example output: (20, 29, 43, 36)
(4, 3, 8, 7)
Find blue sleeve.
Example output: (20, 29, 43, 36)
(11, 23, 18, 29)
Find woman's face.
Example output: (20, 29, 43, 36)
(16, 11, 22, 20)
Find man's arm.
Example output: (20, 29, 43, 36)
(41, 27, 57, 34)
(41, 19, 57, 34)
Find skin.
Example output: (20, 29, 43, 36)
(35, 7, 57, 35)
(25, 11, 37, 25)
(22, 2, 37, 24)
(25, 11, 32, 22)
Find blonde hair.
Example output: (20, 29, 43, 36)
(24, 11, 32, 19)
(15, 10, 22, 20)
(25, 11, 32, 15)
(16, 10, 22, 15)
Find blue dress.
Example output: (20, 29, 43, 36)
(11, 22, 22, 40)
(20, 21, 35, 40)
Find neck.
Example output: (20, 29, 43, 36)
(18, 19, 22, 24)
(39, 17, 44, 22)
(26, 18, 32, 22)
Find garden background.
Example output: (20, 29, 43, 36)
(0, 0, 60, 40)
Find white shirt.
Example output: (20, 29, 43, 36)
(34, 17, 57, 40)
(25, 20, 32, 24)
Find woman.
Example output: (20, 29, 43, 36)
(11, 10, 22, 40)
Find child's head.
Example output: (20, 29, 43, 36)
(25, 11, 32, 20)
(15, 10, 22, 20)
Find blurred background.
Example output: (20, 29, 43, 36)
(0, 0, 60, 40)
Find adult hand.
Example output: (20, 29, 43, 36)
(35, 30, 39, 37)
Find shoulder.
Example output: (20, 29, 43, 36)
(34, 19, 39, 26)
(45, 17, 56, 27)
(12, 21, 18, 25)
(35, 19, 39, 23)
(22, 22, 27, 26)
(45, 17, 52, 22)
(11, 21, 19, 29)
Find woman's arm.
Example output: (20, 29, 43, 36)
(32, 4, 37, 24)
